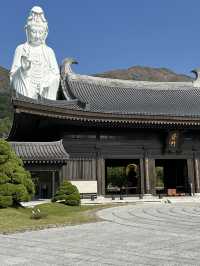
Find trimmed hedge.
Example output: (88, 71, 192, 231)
(0, 139, 35, 208)
(52, 180, 80, 206)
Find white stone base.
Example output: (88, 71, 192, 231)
(71, 181, 97, 194)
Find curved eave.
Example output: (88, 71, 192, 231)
(11, 98, 200, 128)
(10, 139, 69, 163)
(23, 159, 68, 165)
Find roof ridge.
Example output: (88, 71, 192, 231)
(68, 72, 193, 90)
(11, 140, 62, 145)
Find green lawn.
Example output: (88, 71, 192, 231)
(0, 203, 111, 234)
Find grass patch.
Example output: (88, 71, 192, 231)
(0, 203, 114, 234)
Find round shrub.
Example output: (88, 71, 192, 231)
(0, 139, 35, 208)
(0, 195, 13, 208)
(52, 180, 80, 206)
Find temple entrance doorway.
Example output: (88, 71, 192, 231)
(31, 171, 60, 199)
(105, 159, 140, 195)
(155, 159, 189, 196)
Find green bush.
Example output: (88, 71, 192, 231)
(52, 180, 80, 206)
(0, 195, 13, 208)
(0, 139, 35, 208)
(0, 117, 12, 139)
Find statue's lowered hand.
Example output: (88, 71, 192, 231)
(21, 55, 31, 72)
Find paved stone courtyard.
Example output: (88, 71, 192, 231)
(1, 202, 200, 265)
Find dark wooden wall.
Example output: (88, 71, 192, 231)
(60, 127, 200, 195)
(10, 112, 200, 195)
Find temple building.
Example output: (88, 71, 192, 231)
(10, 141, 69, 198)
(9, 6, 200, 199)
(9, 60, 200, 198)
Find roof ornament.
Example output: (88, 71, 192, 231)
(192, 68, 200, 87)
(61, 58, 78, 79)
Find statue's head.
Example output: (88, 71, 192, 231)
(25, 6, 48, 46)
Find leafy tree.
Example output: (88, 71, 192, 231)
(156, 166, 164, 187)
(107, 166, 127, 192)
(0, 139, 35, 207)
(52, 180, 80, 206)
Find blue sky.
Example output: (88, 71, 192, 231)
(1, 0, 200, 76)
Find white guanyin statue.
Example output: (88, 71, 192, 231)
(10, 6, 60, 100)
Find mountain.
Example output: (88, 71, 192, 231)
(0, 66, 11, 118)
(94, 66, 193, 82)
(0, 66, 12, 138)
(0, 66, 9, 91)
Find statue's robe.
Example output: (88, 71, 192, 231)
(10, 42, 60, 100)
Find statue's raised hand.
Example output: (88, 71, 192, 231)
(21, 55, 31, 72)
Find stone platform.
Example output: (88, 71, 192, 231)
(81, 195, 200, 205)
(21, 195, 200, 208)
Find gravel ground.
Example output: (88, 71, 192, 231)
(1, 202, 200, 265)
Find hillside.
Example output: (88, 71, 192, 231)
(0, 66, 11, 117)
(0, 66, 12, 137)
(95, 66, 193, 82)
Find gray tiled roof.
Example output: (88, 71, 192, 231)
(10, 140, 69, 163)
(13, 93, 84, 111)
(62, 73, 200, 117)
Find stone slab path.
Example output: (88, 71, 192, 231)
(1, 202, 200, 265)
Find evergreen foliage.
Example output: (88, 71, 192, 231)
(0, 117, 12, 138)
(0, 66, 12, 138)
(107, 166, 127, 189)
(52, 180, 80, 206)
(0, 139, 35, 208)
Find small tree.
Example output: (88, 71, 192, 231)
(0, 139, 35, 208)
(107, 166, 127, 193)
(52, 180, 80, 206)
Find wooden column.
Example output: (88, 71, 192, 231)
(52, 171, 55, 197)
(194, 157, 200, 193)
(101, 159, 105, 195)
(187, 159, 195, 195)
(96, 157, 105, 195)
(149, 159, 156, 195)
(144, 155, 156, 195)
(59, 167, 63, 184)
(144, 157, 150, 194)
(140, 158, 145, 195)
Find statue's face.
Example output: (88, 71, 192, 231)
(28, 25, 47, 46)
